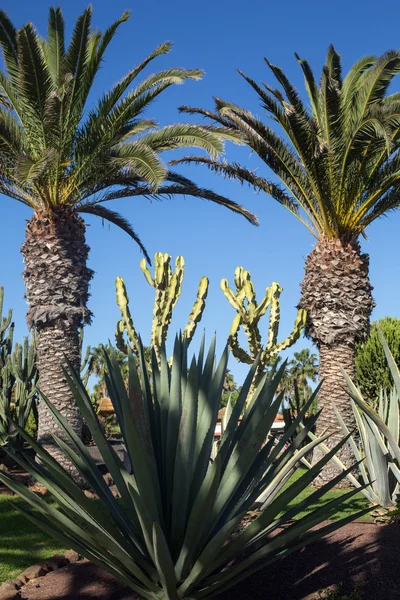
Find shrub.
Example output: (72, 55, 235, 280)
(0, 338, 368, 600)
(355, 317, 400, 405)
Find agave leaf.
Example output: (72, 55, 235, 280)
(153, 523, 179, 600)
(344, 370, 400, 465)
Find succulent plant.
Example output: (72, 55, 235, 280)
(222, 267, 306, 393)
(0, 336, 368, 599)
(116, 252, 208, 364)
(0, 287, 38, 449)
(307, 329, 400, 518)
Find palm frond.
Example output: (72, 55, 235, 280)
(17, 23, 51, 128)
(82, 169, 259, 226)
(109, 142, 167, 188)
(138, 124, 227, 157)
(63, 6, 92, 134)
(44, 7, 65, 85)
(294, 53, 321, 127)
(0, 10, 18, 84)
(264, 58, 309, 120)
(169, 156, 312, 230)
(78, 204, 151, 264)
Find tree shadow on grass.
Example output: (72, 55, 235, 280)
(0, 497, 65, 583)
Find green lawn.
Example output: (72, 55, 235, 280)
(0, 468, 371, 584)
(281, 467, 371, 521)
(0, 496, 66, 583)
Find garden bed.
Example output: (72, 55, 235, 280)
(12, 521, 400, 600)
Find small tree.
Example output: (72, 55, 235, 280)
(355, 317, 400, 405)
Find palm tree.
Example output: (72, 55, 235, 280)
(89, 344, 128, 401)
(174, 47, 400, 485)
(0, 6, 257, 467)
(287, 348, 319, 394)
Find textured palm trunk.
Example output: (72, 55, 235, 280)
(311, 342, 356, 487)
(299, 237, 374, 488)
(21, 209, 93, 471)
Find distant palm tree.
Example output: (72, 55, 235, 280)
(90, 344, 128, 401)
(175, 47, 400, 484)
(0, 6, 257, 466)
(287, 349, 319, 394)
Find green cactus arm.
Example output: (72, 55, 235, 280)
(183, 276, 209, 343)
(115, 276, 140, 352)
(243, 320, 262, 361)
(234, 266, 245, 292)
(80, 344, 92, 373)
(115, 320, 129, 354)
(243, 279, 258, 321)
(11, 343, 24, 382)
(270, 308, 307, 357)
(170, 256, 185, 313)
(227, 314, 253, 364)
(254, 286, 273, 320)
(266, 283, 282, 350)
(140, 258, 155, 287)
(0, 287, 12, 338)
(160, 263, 184, 342)
(220, 279, 246, 315)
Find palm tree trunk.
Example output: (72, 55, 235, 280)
(299, 236, 375, 487)
(21, 208, 93, 471)
(311, 342, 356, 487)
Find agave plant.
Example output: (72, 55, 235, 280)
(307, 329, 400, 515)
(0, 338, 368, 599)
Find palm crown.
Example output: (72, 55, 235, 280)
(0, 6, 256, 262)
(176, 46, 400, 240)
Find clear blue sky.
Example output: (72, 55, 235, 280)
(2, 0, 400, 384)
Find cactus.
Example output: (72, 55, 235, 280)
(116, 252, 208, 364)
(79, 328, 94, 388)
(222, 267, 306, 391)
(0, 287, 39, 449)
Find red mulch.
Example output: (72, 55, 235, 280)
(20, 521, 400, 600)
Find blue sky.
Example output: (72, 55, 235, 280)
(2, 0, 400, 384)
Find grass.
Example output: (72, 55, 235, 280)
(0, 495, 66, 583)
(0, 467, 371, 584)
(282, 467, 371, 521)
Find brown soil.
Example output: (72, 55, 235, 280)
(20, 521, 400, 600)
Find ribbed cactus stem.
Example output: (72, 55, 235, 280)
(266, 283, 282, 350)
(222, 269, 306, 393)
(117, 252, 207, 366)
(116, 276, 140, 353)
(274, 309, 307, 354)
(183, 276, 209, 342)
(0, 287, 12, 337)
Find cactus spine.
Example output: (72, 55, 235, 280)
(222, 268, 306, 390)
(116, 252, 208, 364)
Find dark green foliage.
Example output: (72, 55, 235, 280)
(0, 337, 369, 599)
(355, 317, 400, 404)
(0, 288, 38, 450)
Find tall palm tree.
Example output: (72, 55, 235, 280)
(174, 47, 400, 485)
(0, 6, 257, 467)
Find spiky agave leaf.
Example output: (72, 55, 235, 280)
(0, 338, 370, 599)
